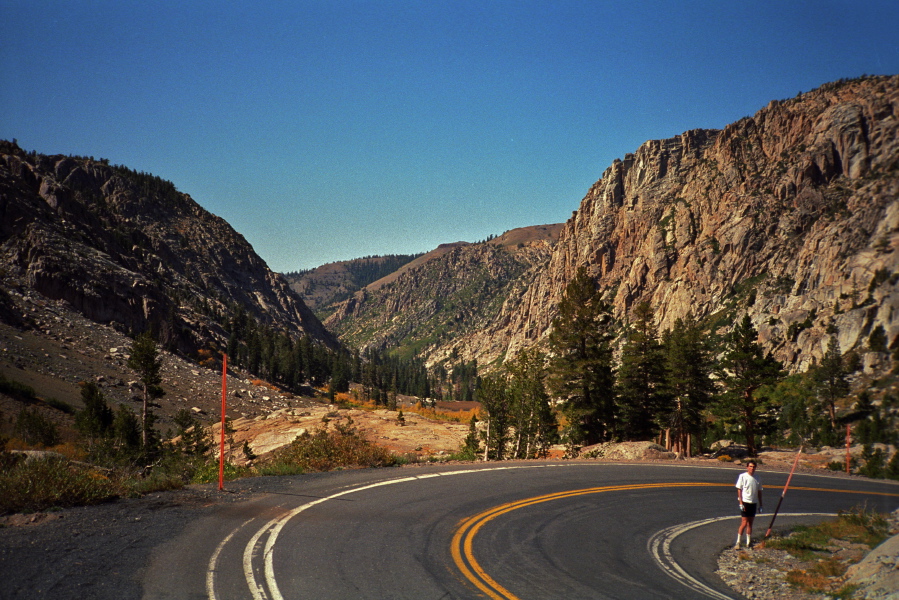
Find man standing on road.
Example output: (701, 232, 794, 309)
(735, 460, 763, 548)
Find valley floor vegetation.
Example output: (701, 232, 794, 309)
(0, 381, 406, 514)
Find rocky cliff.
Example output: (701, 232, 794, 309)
(326, 76, 899, 374)
(488, 75, 899, 372)
(0, 142, 335, 354)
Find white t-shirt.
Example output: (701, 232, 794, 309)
(736, 472, 762, 504)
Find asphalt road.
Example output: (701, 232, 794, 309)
(139, 462, 899, 600)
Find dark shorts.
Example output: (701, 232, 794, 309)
(741, 502, 757, 518)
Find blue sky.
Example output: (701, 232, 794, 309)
(3, 1, 899, 272)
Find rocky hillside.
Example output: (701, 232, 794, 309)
(284, 253, 422, 317)
(324, 224, 562, 363)
(0, 141, 336, 356)
(436, 75, 899, 373)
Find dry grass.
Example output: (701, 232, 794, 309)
(2, 438, 87, 461)
(785, 569, 831, 592)
(339, 393, 480, 423)
(0, 455, 120, 513)
(764, 506, 889, 597)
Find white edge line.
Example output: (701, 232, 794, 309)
(254, 465, 553, 600)
(217, 461, 893, 600)
(648, 512, 838, 600)
(206, 517, 255, 600)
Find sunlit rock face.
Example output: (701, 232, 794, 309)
(488, 76, 899, 372)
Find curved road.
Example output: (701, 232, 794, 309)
(143, 462, 899, 600)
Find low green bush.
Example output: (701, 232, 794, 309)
(0, 455, 119, 513)
(190, 459, 251, 484)
(260, 421, 398, 475)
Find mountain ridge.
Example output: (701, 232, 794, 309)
(323, 75, 899, 375)
(0, 142, 336, 357)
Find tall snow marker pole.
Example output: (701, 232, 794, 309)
(846, 424, 851, 476)
(764, 445, 803, 539)
(219, 353, 227, 491)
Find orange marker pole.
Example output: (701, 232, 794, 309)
(845, 424, 851, 476)
(764, 445, 802, 539)
(219, 353, 227, 491)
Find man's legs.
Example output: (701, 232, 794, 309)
(736, 517, 748, 547)
(744, 516, 754, 546)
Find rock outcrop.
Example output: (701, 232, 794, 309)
(474, 76, 899, 372)
(0, 143, 335, 354)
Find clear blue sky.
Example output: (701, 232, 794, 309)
(3, 1, 898, 272)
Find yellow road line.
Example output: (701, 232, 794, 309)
(450, 482, 899, 600)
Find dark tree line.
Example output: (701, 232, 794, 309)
(284, 253, 423, 289)
(224, 306, 433, 402)
(477, 268, 895, 461)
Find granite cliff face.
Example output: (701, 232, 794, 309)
(489, 76, 899, 372)
(0, 142, 335, 354)
(325, 76, 899, 375)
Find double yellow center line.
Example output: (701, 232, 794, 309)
(450, 482, 899, 600)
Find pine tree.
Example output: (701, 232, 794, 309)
(459, 415, 481, 460)
(478, 372, 512, 460)
(663, 314, 716, 455)
(616, 302, 669, 441)
(75, 382, 113, 450)
(111, 404, 141, 459)
(505, 348, 557, 458)
(815, 333, 850, 430)
(547, 268, 617, 447)
(127, 332, 164, 450)
(716, 315, 784, 456)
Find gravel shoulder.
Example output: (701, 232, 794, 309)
(716, 512, 899, 600)
(0, 477, 277, 600)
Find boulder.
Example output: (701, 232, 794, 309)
(580, 441, 676, 461)
(844, 532, 899, 599)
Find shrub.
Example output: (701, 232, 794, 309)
(190, 459, 250, 484)
(14, 408, 60, 447)
(0, 455, 119, 513)
(260, 421, 397, 475)
(121, 469, 185, 496)
(0, 373, 37, 401)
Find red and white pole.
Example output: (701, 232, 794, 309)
(764, 445, 803, 539)
(845, 423, 851, 476)
(219, 353, 227, 491)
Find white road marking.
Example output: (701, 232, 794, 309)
(206, 517, 254, 600)
(207, 462, 883, 600)
(647, 512, 837, 600)
(231, 466, 550, 600)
